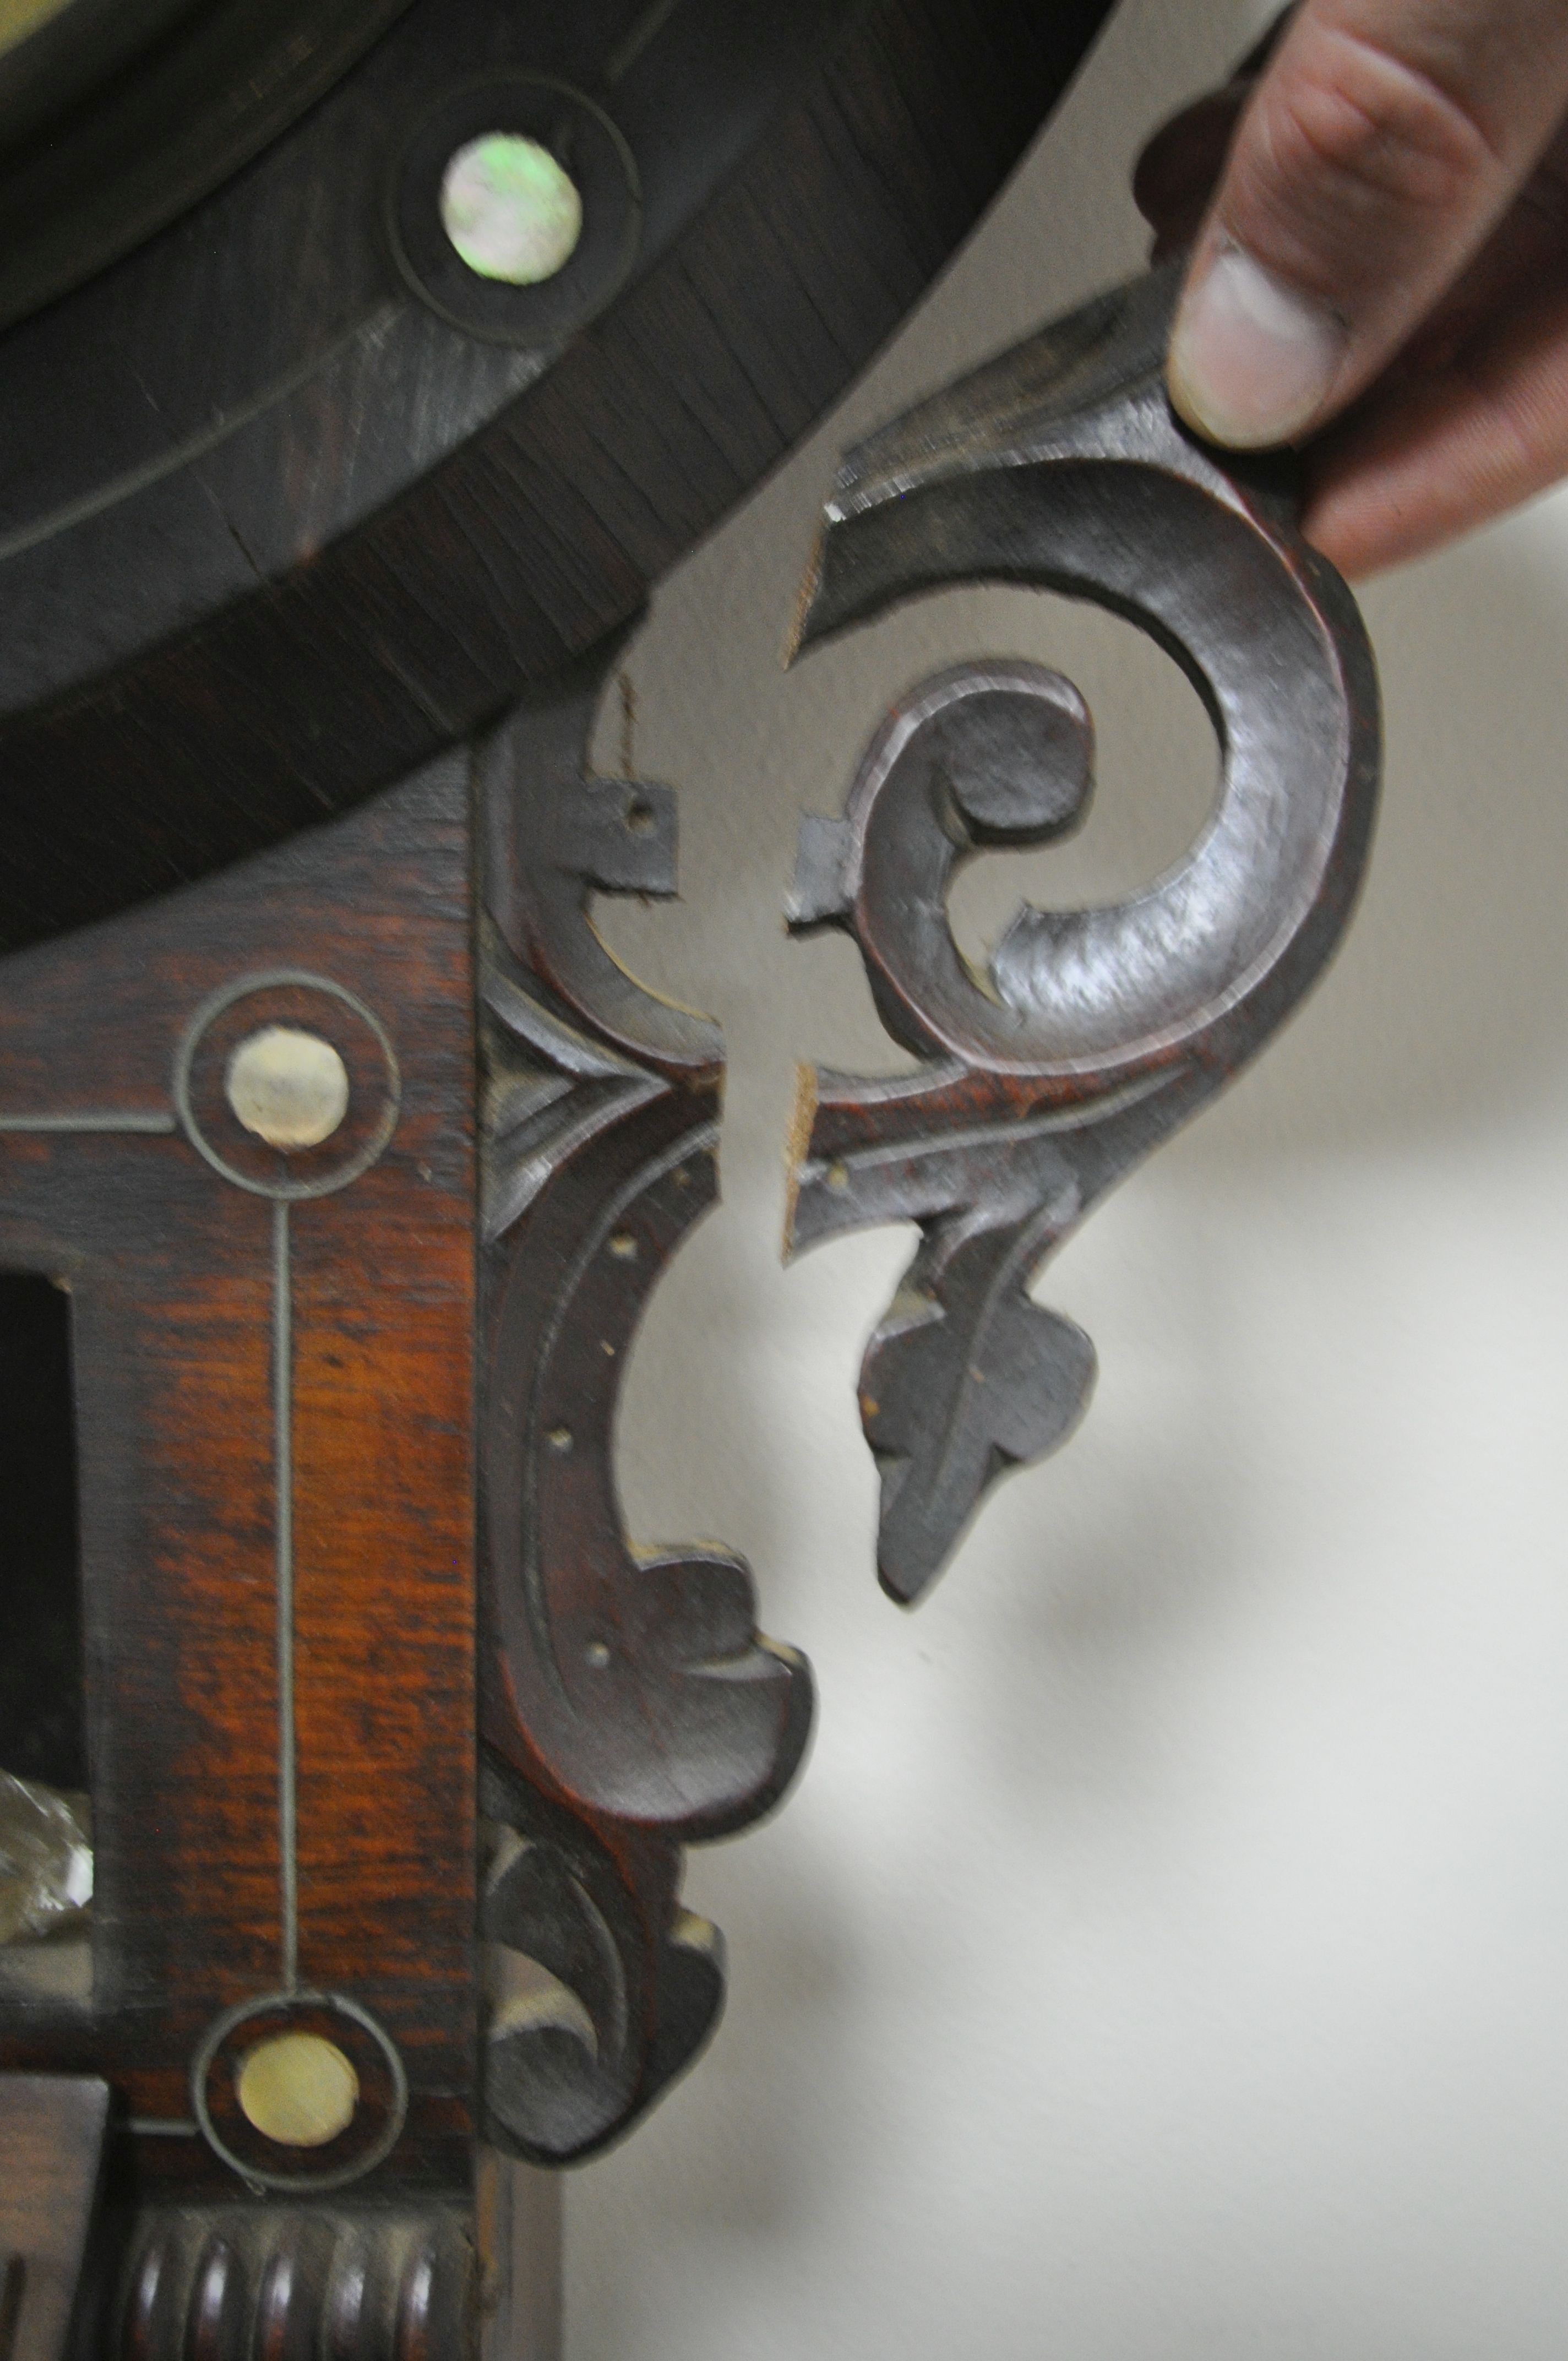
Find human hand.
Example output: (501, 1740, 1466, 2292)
(1134, 2, 1568, 577)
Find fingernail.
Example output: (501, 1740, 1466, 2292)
(1168, 244, 1346, 448)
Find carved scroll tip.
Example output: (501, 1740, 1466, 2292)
(780, 1063, 820, 1261)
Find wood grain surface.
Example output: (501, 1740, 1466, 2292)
(0, 762, 475, 2191)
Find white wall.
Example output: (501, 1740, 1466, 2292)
(566, 2, 1568, 2352)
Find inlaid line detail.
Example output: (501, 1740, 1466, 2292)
(273, 1198, 298, 1994)
(0, 1110, 176, 1131)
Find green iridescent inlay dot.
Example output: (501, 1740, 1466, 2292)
(438, 133, 582, 285)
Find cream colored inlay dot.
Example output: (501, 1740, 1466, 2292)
(226, 1026, 349, 1150)
(236, 2031, 359, 2148)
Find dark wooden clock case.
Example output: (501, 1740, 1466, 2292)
(0, 2, 1131, 2351)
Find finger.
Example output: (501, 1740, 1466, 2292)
(1302, 276, 1568, 574)
(1167, 0, 1568, 450)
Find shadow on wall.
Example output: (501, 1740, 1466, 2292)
(589, 476, 1568, 1890)
(912, 504, 1568, 1702)
(1184, 509, 1568, 1171)
(568, 62, 1568, 2355)
(588, 483, 1568, 1759)
(559, 0, 1568, 2336)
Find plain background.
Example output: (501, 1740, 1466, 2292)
(563, 1, 1568, 2352)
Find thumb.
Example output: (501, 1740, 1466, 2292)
(1168, 0, 1568, 449)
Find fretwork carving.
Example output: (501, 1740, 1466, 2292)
(786, 266, 1381, 1603)
(477, 650, 812, 2163)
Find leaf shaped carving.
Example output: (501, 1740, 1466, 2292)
(863, 1231, 1097, 1603)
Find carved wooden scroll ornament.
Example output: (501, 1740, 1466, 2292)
(476, 652, 813, 2164)
(787, 265, 1381, 1602)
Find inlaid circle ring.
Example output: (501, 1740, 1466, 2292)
(190, 1987, 409, 2192)
(388, 75, 639, 346)
(175, 970, 400, 1199)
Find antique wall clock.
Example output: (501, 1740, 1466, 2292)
(0, 2, 1379, 2355)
